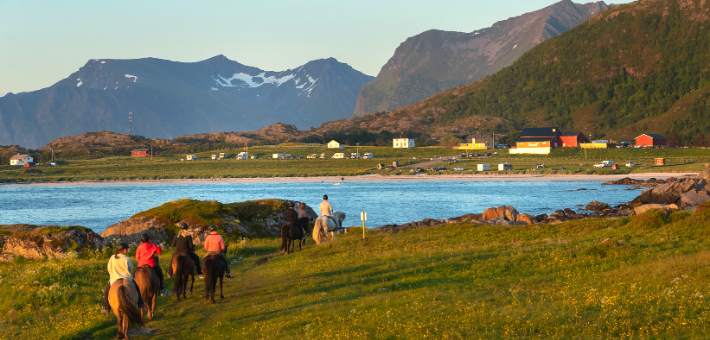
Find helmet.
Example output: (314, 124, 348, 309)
(323, 195, 328, 200)
(289, 202, 295, 207)
(117, 243, 129, 251)
(140, 233, 150, 243)
(209, 224, 218, 231)
(180, 222, 189, 230)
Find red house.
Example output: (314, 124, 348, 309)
(559, 131, 585, 147)
(635, 134, 667, 147)
(131, 149, 155, 157)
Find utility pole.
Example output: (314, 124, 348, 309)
(357, 142, 360, 159)
(128, 112, 132, 135)
(150, 145, 153, 160)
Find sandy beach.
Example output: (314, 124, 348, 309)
(2, 172, 697, 187)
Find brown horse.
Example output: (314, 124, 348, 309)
(279, 222, 304, 254)
(202, 254, 225, 303)
(134, 266, 160, 320)
(171, 252, 195, 302)
(108, 279, 144, 339)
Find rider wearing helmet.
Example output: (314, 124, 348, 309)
(319, 195, 333, 217)
(204, 225, 233, 279)
(135, 233, 168, 295)
(170, 222, 203, 279)
(101, 243, 145, 314)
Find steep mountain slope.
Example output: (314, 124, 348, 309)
(0, 56, 373, 148)
(360, 0, 710, 142)
(353, 0, 609, 117)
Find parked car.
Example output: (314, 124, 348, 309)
(496, 144, 509, 149)
(611, 164, 619, 170)
(485, 152, 493, 157)
(625, 161, 635, 167)
(593, 162, 605, 168)
(415, 167, 423, 173)
(559, 167, 567, 171)
(535, 163, 546, 168)
(453, 167, 465, 171)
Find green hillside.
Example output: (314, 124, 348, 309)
(3, 203, 710, 339)
(425, 0, 710, 143)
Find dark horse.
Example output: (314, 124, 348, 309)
(134, 266, 160, 320)
(171, 252, 195, 302)
(279, 222, 305, 254)
(202, 254, 226, 303)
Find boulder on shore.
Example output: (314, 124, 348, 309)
(633, 204, 675, 215)
(585, 201, 611, 211)
(100, 198, 318, 245)
(482, 206, 519, 222)
(1, 225, 104, 261)
(632, 178, 708, 208)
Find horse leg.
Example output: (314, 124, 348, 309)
(150, 293, 156, 320)
(219, 275, 224, 299)
(123, 310, 130, 340)
(189, 274, 194, 295)
(115, 310, 123, 339)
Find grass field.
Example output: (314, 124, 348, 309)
(3, 204, 710, 339)
(0, 145, 708, 182)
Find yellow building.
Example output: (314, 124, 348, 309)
(457, 133, 491, 150)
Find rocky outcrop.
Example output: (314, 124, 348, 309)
(698, 164, 710, 181)
(632, 178, 709, 208)
(101, 199, 318, 245)
(482, 206, 519, 223)
(634, 204, 676, 215)
(1, 225, 104, 261)
(602, 177, 669, 187)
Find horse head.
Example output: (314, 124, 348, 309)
(333, 211, 346, 228)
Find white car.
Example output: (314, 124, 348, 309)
(593, 162, 606, 168)
(625, 161, 635, 167)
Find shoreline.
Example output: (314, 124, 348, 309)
(1, 172, 697, 187)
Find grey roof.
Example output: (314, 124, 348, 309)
(520, 127, 561, 138)
(464, 134, 490, 143)
(560, 131, 583, 136)
(517, 137, 555, 142)
(10, 154, 30, 160)
(397, 133, 412, 139)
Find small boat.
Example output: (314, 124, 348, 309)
(333, 183, 341, 186)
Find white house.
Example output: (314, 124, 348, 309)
(393, 133, 415, 148)
(477, 164, 491, 171)
(10, 154, 33, 166)
(498, 163, 513, 171)
(327, 140, 345, 149)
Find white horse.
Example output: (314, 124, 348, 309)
(312, 211, 346, 245)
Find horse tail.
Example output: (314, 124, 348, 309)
(118, 284, 144, 327)
(279, 224, 288, 252)
(173, 255, 184, 296)
(203, 256, 214, 297)
(135, 268, 152, 305)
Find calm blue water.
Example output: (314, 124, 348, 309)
(0, 181, 642, 233)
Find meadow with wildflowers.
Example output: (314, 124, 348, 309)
(3, 203, 710, 339)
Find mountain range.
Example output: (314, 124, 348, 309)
(352, 0, 609, 117)
(0, 56, 373, 148)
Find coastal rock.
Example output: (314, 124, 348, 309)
(1, 225, 104, 260)
(101, 217, 168, 245)
(698, 163, 710, 181)
(517, 214, 534, 225)
(633, 204, 673, 215)
(482, 206, 518, 222)
(602, 177, 667, 187)
(679, 192, 710, 207)
(585, 201, 611, 211)
(0, 253, 14, 262)
(446, 214, 483, 224)
(633, 178, 707, 207)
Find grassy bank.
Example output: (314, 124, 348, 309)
(0, 146, 708, 183)
(3, 204, 710, 339)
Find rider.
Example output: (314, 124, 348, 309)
(135, 233, 169, 296)
(204, 225, 234, 279)
(101, 243, 146, 314)
(319, 195, 337, 228)
(170, 222, 203, 279)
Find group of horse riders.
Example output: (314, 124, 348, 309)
(100, 223, 233, 314)
(101, 196, 336, 314)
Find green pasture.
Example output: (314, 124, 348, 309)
(3, 204, 710, 339)
(0, 146, 708, 182)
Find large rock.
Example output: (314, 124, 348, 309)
(482, 206, 518, 222)
(633, 178, 707, 207)
(680, 192, 710, 207)
(585, 201, 611, 211)
(101, 217, 168, 245)
(698, 163, 710, 181)
(634, 204, 674, 215)
(517, 214, 535, 225)
(1, 225, 104, 260)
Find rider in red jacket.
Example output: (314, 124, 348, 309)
(135, 233, 169, 295)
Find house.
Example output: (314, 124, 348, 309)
(498, 163, 513, 171)
(477, 164, 491, 171)
(510, 127, 562, 154)
(393, 133, 415, 148)
(186, 155, 197, 161)
(636, 134, 667, 147)
(559, 132, 585, 147)
(327, 140, 345, 149)
(9, 154, 33, 166)
(131, 149, 154, 157)
(581, 140, 617, 149)
(458, 133, 491, 150)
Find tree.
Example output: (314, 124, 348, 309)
(696, 133, 705, 147)
(440, 134, 462, 149)
(668, 131, 680, 147)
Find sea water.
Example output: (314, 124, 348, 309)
(0, 181, 642, 233)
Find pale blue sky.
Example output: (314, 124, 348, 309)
(0, 0, 634, 96)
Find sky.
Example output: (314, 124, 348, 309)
(0, 0, 635, 96)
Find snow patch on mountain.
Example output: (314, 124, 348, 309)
(213, 72, 295, 88)
(125, 74, 138, 82)
(76, 78, 82, 87)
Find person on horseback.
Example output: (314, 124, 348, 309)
(135, 233, 169, 296)
(169, 222, 203, 279)
(298, 202, 310, 233)
(285, 202, 298, 224)
(101, 243, 146, 314)
(204, 225, 233, 279)
(319, 195, 338, 229)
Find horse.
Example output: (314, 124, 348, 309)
(312, 211, 346, 245)
(202, 254, 226, 303)
(134, 266, 160, 320)
(279, 222, 305, 254)
(171, 252, 195, 302)
(108, 279, 145, 339)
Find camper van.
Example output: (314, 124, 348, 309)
(477, 164, 491, 171)
(272, 154, 291, 159)
(363, 153, 374, 159)
(332, 153, 345, 159)
(498, 163, 513, 171)
(186, 155, 197, 161)
(307, 154, 318, 159)
(219, 153, 228, 159)
(350, 153, 360, 159)
(236, 152, 249, 160)
(211, 154, 219, 160)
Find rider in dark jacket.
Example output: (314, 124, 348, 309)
(168, 223, 203, 279)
